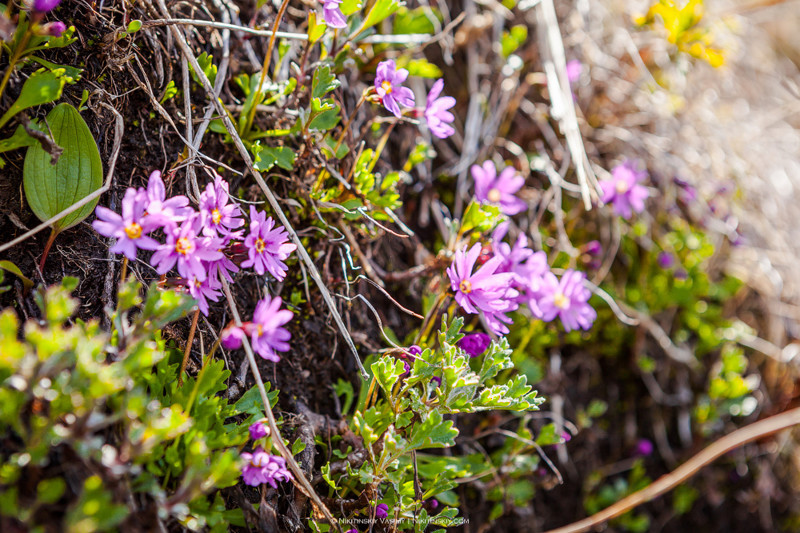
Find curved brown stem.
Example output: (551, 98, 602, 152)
(38, 227, 59, 273)
(544, 406, 800, 533)
(178, 309, 201, 386)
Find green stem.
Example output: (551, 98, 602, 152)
(242, 0, 292, 136)
(0, 29, 32, 108)
(333, 90, 367, 154)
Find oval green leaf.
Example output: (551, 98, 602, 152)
(23, 103, 102, 232)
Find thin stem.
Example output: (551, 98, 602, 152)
(178, 309, 201, 386)
(414, 291, 448, 346)
(242, 0, 292, 136)
(38, 227, 58, 273)
(333, 90, 368, 154)
(543, 406, 800, 533)
(0, 30, 31, 109)
(366, 121, 396, 174)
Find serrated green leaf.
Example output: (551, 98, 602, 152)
(252, 142, 296, 172)
(23, 103, 102, 231)
(312, 65, 341, 99)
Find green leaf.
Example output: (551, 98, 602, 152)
(127, 20, 143, 33)
(312, 65, 341, 100)
(292, 437, 307, 455)
(23, 103, 103, 232)
(252, 142, 296, 172)
(406, 411, 458, 451)
(460, 201, 503, 235)
(354, 0, 404, 36)
(341, 0, 362, 16)
(393, 7, 440, 34)
(308, 11, 327, 42)
(27, 57, 83, 84)
(233, 384, 280, 417)
(0, 69, 66, 129)
(0, 260, 33, 291)
(0, 123, 39, 156)
(404, 58, 442, 79)
(501, 25, 528, 58)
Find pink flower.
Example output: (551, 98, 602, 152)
(142, 170, 192, 228)
(472, 161, 527, 216)
(186, 275, 222, 316)
(199, 173, 244, 238)
(242, 207, 297, 281)
(33, 0, 60, 12)
(219, 296, 294, 362)
(250, 296, 293, 362)
(424, 79, 455, 139)
(374, 60, 415, 118)
(535, 270, 596, 332)
(599, 160, 650, 219)
(566, 59, 582, 84)
(150, 214, 224, 281)
(240, 448, 293, 487)
(446, 243, 519, 335)
(374, 503, 389, 519)
(321, 0, 347, 28)
(92, 188, 160, 261)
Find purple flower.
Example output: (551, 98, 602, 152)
(204, 251, 239, 284)
(374, 503, 389, 519)
(199, 173, 244, 238)
(142, 170, 192, 228)
(250, 295, 293, 362)
(458, 332, 491, 357)
(33, 0, 61, 12)
(242, 207, 297, 281)
(427, 499, 439, 510)
(431, 376, 442, 387)
(42, 21, 66, 37)
(472, 161, 527, 216)
(186, 275, 222, 316)
(566, 59, 582, 84)
(492, 223, 549, 310)
(424, 79, 455, 139)
(446, 243, 519, 336)
(374, 60, 415, 118)
(249, 420, 270, 440)
(240, 448, 293, 488)
(321, 0, 347, 28)
(92, 188, 160, 261)
(536, 270, 596, 332)
(150, 214, 224, 281)
(599, 160, 650, 219)
(635, 438, 654, 457)
(583, 240, 602, 257)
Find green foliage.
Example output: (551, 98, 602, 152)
(23, 103, 102, 231)
(584, 460, 652, 533)
(0, 278, 252, 530)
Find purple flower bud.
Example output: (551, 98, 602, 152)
(428, 499, 439, 509)
(431, 376, 442, 387)
(458, 332, 491, 357)
(566, 59, 582, 84)
(657, 252, 674, 269)
(221, 326, 245, 350)
(33, 0, 61, 12)
(583, 240, 602, 257)
(635, 438, 654, 456)
(374, 503, 389, 519)
(249, 420, 270, 440)
(42, 21, 66, 37)
(561, 431, 572, 443)
(407, 345, 422, 356)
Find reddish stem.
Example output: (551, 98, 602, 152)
(38, 227, 59, 273)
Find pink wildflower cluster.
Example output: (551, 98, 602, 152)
(448, 224, 596, 336)
(372, 60, 456, 139)
(92, 170, 296, 317)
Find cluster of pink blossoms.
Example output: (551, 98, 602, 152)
(372, 60, 456, 139)
(240, 420, 292, 487)
(92, 171, 297, 319)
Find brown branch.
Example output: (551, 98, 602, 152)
(543, 406, 800, 533)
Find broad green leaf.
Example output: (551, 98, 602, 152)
(232, 384, 280, 417)
(0, 69, 66, 129)
(0, 260, 33, 291)
(404, 58, 442, 79)
(23, 103, 103, 231)
(393, 6, 440, 34)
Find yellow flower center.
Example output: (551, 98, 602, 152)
(553, 292, 569, 309)
(211, 208, 222, 225)
(381, 80, 393, 94)
(255, 238, 266, 253)
(487, 188, 502, 203)
(256, 324, 263, 336)
(615, 180, 629, 194)
(175, 237, 194, 256)
(124, 222, 142, 240)
(459, 280, 473, 294)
